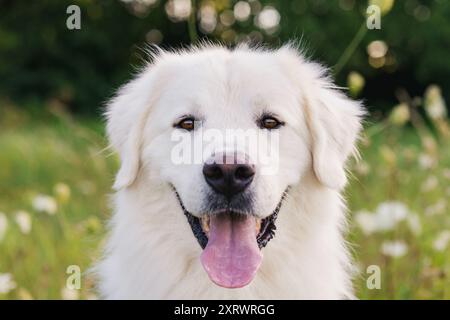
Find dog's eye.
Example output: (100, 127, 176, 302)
(258, 115, 284, 130)
(175, 117, 196, 131)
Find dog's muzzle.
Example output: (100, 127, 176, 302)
(173, 152, 289, 289)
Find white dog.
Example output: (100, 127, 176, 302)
(96, 44, 364, 299)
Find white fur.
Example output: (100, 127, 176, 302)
(96, 44, 365, 299)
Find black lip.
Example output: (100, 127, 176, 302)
(173, 189, 208, 249)
(172, 186, 289, 250)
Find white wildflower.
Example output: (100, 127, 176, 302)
(32, 194, 57, 215)
(61, 287, 80, 300)
(355, 202, 412, 234)
(433, 230, 450, 252)
(0, 273, 17, 294)
(418, 153, 436, 169)
(354, 210, 377, 235)
(381, 240, 408, 258)
(14, 211, 32, 234)
(374, 201, 409, 231)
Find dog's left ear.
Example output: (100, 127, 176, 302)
(278, 47, 365, 190)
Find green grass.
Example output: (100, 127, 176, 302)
(347, 124, 450, 299)
(0, 107, 117, 299)
(0, 107, 449, 299)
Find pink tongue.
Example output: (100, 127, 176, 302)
(200, 214, 262, 288)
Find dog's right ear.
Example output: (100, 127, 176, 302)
(105, 66, 157, 190)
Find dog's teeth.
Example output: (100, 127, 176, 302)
(255, 218, 261, 234)
(201, 216, 210, 236)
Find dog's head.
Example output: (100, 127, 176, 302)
(106, 45, 364, 289)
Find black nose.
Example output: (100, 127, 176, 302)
(203, 161, 255, 198)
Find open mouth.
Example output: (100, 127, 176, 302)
(172, 187, 289, 289)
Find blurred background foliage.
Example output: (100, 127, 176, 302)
(1, 0, 450, 299)
(0, 0, 449, 117)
